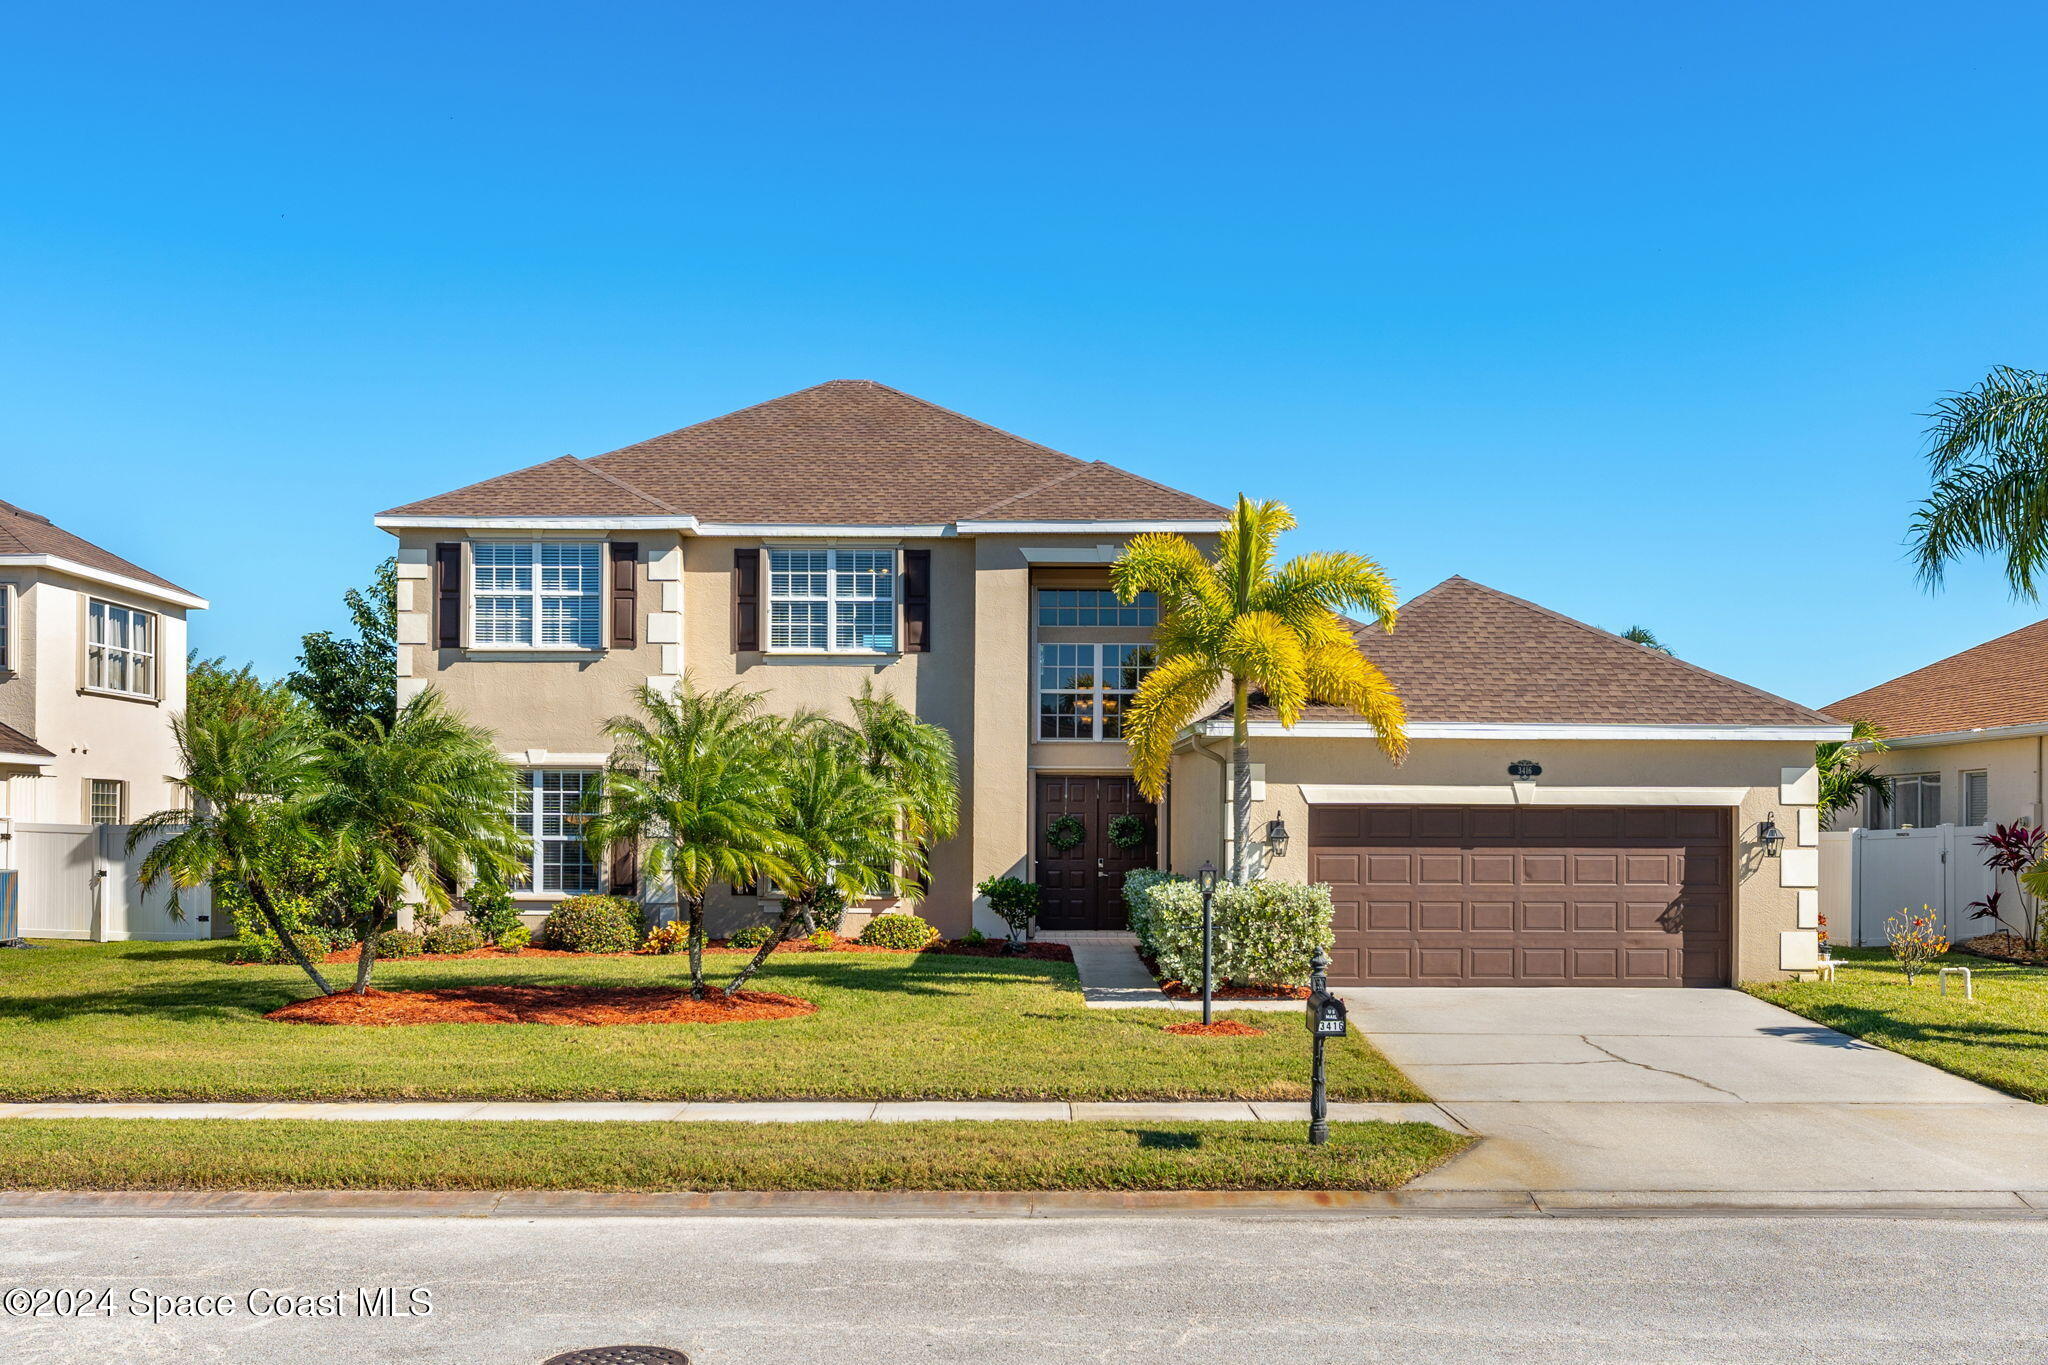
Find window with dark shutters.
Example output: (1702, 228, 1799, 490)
(902, 548, 932, 652)
(610, 542, 638, 648)
(434, 543, 462, 648)
(733, 547, 760, 652)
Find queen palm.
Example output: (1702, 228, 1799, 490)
(130, 708, 335, 995)
(302, 689, 524, 994)
(726, 723, 924, 992)
(1816, 719, 1893, 828)
(1113, 494, 1409, 882)
(1910, 366, 2048, 596)
(583, 680, 793, 997)
(849, 680, 960, 894)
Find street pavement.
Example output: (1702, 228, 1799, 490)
(5, 1211, 2047, 1363)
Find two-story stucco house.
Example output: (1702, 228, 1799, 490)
(376, 381, 1845, 984)
(0, 499, 208, 939)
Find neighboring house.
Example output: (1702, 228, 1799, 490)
(1824, 620, 2048, 833)
(375, 381, 1843, 985)
(0, 499, 209, 939)
(1166, 579, 1845, 986)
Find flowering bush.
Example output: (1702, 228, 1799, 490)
(857, 913, 940, 949)
(1123, 875, 1335, 988)
(1884, 907, 1950, 984)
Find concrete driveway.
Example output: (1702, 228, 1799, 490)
(1341, 986, 2048, 1200)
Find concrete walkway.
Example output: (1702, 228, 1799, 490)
(1337, 986, 2048, 1195)
(0, 1098, 1462, 1127)
(1038, 930, 1301, 1011)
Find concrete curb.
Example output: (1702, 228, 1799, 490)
(2, 1189, 2044, 1219)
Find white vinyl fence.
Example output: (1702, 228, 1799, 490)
(9, 823, 212, 941)
(1818, 824, 1996, 948)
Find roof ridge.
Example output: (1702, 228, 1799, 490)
(0, 500, 53, 526)
(571, 457, 677, 513)
(1823, 616, 2048, 713)
(1431, 577, 1837, 724)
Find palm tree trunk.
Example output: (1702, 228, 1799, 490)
(683, 893, 707, 999)
(726, 897, 808, 994)
(245, 876, 335, 995)
(352, 897, 387, 995)
(1230, 678, 1252, 884)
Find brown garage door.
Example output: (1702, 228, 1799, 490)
(1310, 805, 1731, 987)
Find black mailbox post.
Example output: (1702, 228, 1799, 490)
(1303, 948, 1345, 1145)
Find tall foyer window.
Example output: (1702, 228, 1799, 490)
(1036, 589, 1158, 628)
(472, 543, 603, 648)
(86, 600, 156, 697)
(1038, 643, 1156, 740)
(767, 548, 896, 653)
(513, 769, 600, 894)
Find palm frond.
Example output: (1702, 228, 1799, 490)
(1219, 611, 1308, 723)
(1302, 644, 1409, 762)
(1120, 654, 1226, 800)
(1910, 367, 2048, 596)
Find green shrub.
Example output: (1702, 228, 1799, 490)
(803, 887, 849, 935)
(227, 931, 331, 966)
(423, 924, 485, 956)
(975, 875, 1041, 939)
(1121, 869, 1186, 955)
(464, 879, 523, 944)
(726, 923, 775, 950)
(857, 912, 940, 950)
(538, 895, 643, 954)
(806, 928, 838, 949)
(1122, 876, 1334, 987)
(374, 929, 425, 959)
(963, 928, 986, 945)
(497, 924, 532, 951)
(212, 838, 378, 944)
(643, 921, 691, 954)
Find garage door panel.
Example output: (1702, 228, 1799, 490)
(1315, 805, 1731, 988)
(1311, 807, 1365, 843)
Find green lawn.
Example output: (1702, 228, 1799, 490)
(0, 1118, 1467, 1191)
(1746, 946, 2048, 1102)
(0, 941, 1421, 1103)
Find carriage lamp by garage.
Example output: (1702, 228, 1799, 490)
(1264, 816, 1291, 858)
(1194, 861, 1221, 1025)
(1757, 813, 1786, 857)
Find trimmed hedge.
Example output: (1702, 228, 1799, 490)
(423, 924, 485, 956)
(373, 929, 425, 959)
(538, 895, 643, 954)
(1123, 874, 1335, 988)
(857, 913, 940, 950)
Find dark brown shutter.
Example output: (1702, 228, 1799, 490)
(609, 542, 638, 649)
(733, 547, 760, 652)
(902, 548, 931, 653)
(609, 840, 639, 896)
(434, 543, 462, 649)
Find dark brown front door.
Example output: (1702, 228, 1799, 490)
(1310, 805, 1732, 987)
(1035, 775, 1158, 930)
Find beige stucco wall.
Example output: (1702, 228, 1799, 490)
(0, 567, 189, 829)
(1168, 735, 1822, 983)
(1840, 734, 2043, 831)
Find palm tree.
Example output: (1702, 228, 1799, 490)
(726, 724, 924, 993)
(848, 680, 960, 887)
(129, 708, 335, 995)
(303, 689, 523, 994)
(1909, 366, 2048, 596)
(1817, 719, 1893, 828)
(1112, 494, 1409, 882)
(583, 680, 792, 997)
(1620, 625, 1674, 655)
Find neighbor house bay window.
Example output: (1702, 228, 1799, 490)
(767, 548, 896, 653)
(513, 769, 600, 894)
(86, 600, 156, 697)
(472, 543, 603, 648)
(1038, 642, 1156, 740)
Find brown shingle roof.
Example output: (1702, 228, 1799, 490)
(1824, 618, 2048, 738)
(0, 500, 195, 598)
(1236, 576, 1835, 727)
(381, 380, 1226, 524)
(0, 721, 53, 760)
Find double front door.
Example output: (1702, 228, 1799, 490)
(1034, 775, 1157, 931)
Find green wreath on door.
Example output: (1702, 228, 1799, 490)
(1106, 813, 1150, 851)
(1045, 813, 1086, 852)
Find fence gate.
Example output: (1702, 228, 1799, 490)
(1820, 824, 1996, 948)
(10, 822, 210, 941)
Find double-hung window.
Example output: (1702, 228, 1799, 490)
(1962, 770, 1990, 828)
(1038, 642, 1156, 740)
(89, 780, 126, 825)
(86, 600, 155, 697)
(767, 548, 896, 653)
(473, 542, 603, 648)
(512, 769, 600, 894)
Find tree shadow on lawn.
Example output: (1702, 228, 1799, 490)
(1791, 1003, 2048, 1056)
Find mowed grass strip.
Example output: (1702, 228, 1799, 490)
(0, 942, 1423, 1103)
(0, 1119, 1469, 1192)
(1745, 947, 2048, 1102)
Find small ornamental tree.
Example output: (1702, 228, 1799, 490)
(1971, 822, 2048, 949)
(975, 875, 1041, 949)
(1884, 908, 1950, 984)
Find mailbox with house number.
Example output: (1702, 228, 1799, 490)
(1306, 989, 1348, 1038)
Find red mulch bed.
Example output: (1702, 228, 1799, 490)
(1139, 951, 1308, 1000)
(266, 985, 816, 1027)
(305, 938, 1075, 965)
(1164, 1020, 1267, 1037)
(1958, 933, 2048, 967)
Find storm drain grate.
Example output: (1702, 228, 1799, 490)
(542, 1349, 691, 1365)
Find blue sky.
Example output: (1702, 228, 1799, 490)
(5, 0, 2045, 707)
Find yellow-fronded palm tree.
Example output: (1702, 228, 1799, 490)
(1112, 495, 1408, 882)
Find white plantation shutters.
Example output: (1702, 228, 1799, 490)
(472, 543, 603, 648)
(766, 548, 896, 653)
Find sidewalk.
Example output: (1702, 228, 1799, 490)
(1038, 930, 1299, 1011)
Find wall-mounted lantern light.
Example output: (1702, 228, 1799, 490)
(1264, 816, 1291, 857)
(1757, 813, 1786, 857)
